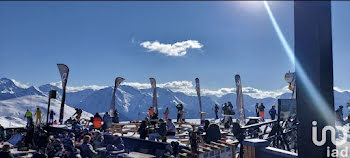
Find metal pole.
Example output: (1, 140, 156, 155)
(46, 97, 51, 125)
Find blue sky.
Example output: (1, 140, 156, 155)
(0, 1, 350, 93)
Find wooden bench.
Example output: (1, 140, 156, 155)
(179, 139, 190, 145)
(199, 146, 212, 152)
(204, 143, 221, 150)
(176, 133, 188, 139)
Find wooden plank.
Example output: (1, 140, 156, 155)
(179, 153, 187, 158)
(211, 141, 227, 148)
(204, 143, 220, 150)
(199, 146, 212, 151)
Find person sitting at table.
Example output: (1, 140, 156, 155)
(148, 119, 167, 142)
(93, 113, 102, 130)
(0, 124, 6, 141)
(0, 144, 14, 158)
(63, 146, 80, 158)
(63, 133, 76, 150)
(204, 123, 221, 143)
(166, 119, 176, 136)
(92, 131, 104, 149)
(106, 134, 125, 151)
(138, 120, 148, 139)
(24, 125, 35, 148)
(79, 135, 97, 158)
(102, 112, 112, 131)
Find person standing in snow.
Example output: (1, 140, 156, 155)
(269, 105, 277, 120)
(164, 107, 169, 120)
(103, 112, 112, 130)
(255, 103, 260, 117)
(34, 108, 42, 125)
(259, 103, 265, 121)
(214, 104, 219, 120)
(335, 105, 344, 125)
(24, 109, 33, 126)
(49, 110, 55, 125)
(72, 108, 82, 121)
(176, 104, 183, 122)
(148, 107, 153, 119)
(93, 113, 102, 130)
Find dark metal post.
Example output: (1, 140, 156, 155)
(47, 90, 56, 125)
(46, 97, 51, 125)
(295, 1, 335, 157)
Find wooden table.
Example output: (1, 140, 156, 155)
(182, 123, 201, 130)
(109, 122, 141, 135)
(10, 148, 36, 157)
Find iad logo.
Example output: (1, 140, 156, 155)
(312, 121, 349, 157)
(312, 121, 348, 146)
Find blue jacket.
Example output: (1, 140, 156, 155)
(269, 108, 276, 116)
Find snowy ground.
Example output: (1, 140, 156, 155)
(0, 95, 92, 128)
(336, 124, 350, 158)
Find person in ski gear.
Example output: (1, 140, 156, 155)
(269, 105, 277, 120)
(214, 104, 219, 119)
(148, 107, 153, 118)
(24, 109, 33, 126)
(228, 101, 233, 110)
(255, 103, 260, 117)
(138, 120, 148, 139)
(335, 105, 344, 125)
(164, 107, 170, 120)
(259, 103, 265, 121)
(49, 110, 55, 125)
(53, 120, 58, 125)
(113, 109, 119, 123)
(223, 103, 228, 115)
(93, 113, 102, 129)
(176, 104, 183, 122)
(103, 112, 112, 130)
(34, 108, 42, 125)
(166, 119, 176, 136)
(72, 108, 82, 121)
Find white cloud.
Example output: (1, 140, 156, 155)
(48, 80, 291, 98)
(66, 85, 108, 92)
(241, 86, 290, 99)
(334, 87, 350, 93)
(123, 80, 289, 98)
(123, 81, 196, 95)
(10, 79, 29, 88)
(50, 81, 107, 92)
(140, 40, 203, 56)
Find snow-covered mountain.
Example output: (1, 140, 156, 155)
(1, 77, 349, 125)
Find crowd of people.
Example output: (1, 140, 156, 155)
(0, 107, 127, 158)
(0, 120, 126, 158)
(255, 103, 277, 121)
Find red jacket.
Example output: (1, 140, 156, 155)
(93, 116, 102, 129)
